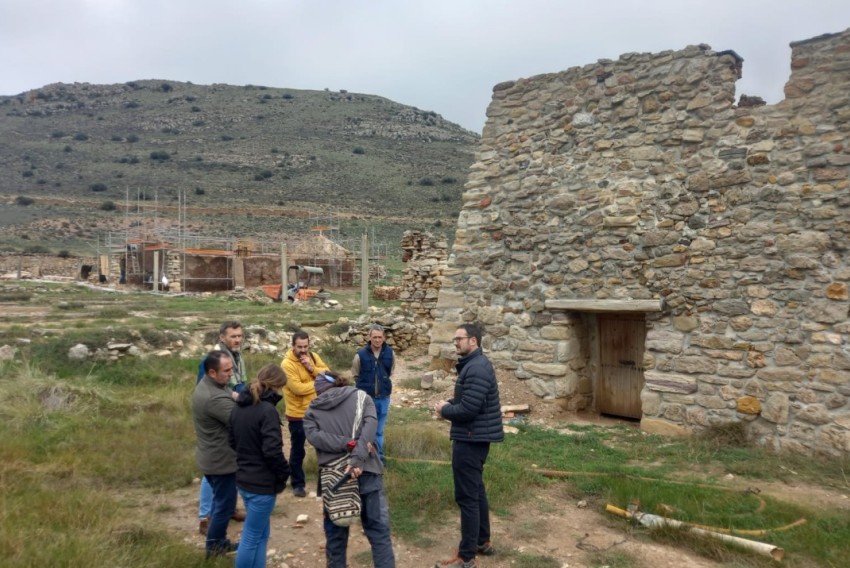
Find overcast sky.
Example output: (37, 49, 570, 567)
(1, 1, 847, 132)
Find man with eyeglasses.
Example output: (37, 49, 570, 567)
(433, 323, 504, 568)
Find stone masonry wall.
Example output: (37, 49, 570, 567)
(399, 230, 448, 320)
(430, 29, 850, 457)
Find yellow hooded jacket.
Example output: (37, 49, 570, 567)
(281, 348, 330, 420)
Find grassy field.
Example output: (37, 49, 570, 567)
(1, 281, 849, 567)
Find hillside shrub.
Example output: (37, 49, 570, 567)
(352, 147, 365, 155)
(221, 135, 234, 142)
(149, 151, 171, 161)
(192, 120, 204, 127)
(24, 245, 49, 254)
(254, 170, 273, 181)
(15, 196, 34, 206)
(161, 127, 179, 135)
(194, 187, 205, 195)
(51, 130, 65, 138)
(126, 134, 139, 143)
(418, 177, 434, 186)
(63, 145, 72, 152)
(22, 170, 33, 178)
(57, 250, 71, 258)
(124, 101, 140, 109)
(110, 135, 123, 142)
(74, 133, 89, 141)
(160, 83, 173, 92)
(90, 183, 108, 192)
(190, 106, 201, 112)
(100, 200, 116, 211)
(441, 176, 457, 184)
(282, 93, 294, 100)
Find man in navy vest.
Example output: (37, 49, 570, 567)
(352, 324, 394, 464)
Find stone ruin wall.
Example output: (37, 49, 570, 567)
(430, 29, 850, 457)
(399, 230, 448, 319)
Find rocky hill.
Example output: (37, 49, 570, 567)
(0, 80, 478, 253)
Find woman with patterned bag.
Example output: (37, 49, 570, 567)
(304, 371, 396, 568)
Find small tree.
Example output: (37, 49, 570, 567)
(90, 183, 108, 192)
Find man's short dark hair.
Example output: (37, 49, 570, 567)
(291, 330, 310, 345)
(458, 323, 483, 347)
(219, 321, 242, 336)
(203, 350, 229, 374)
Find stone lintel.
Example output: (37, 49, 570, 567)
(545, 298, 663, 313)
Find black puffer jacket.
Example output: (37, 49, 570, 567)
(229, 389, 290, 494)
(442, 348, 504, 443)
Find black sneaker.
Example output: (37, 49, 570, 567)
(206, 539, 238, 558)
(477, 541, 495, 556)
(293, 486, 307, 498)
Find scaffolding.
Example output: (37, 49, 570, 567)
(101, 190, 389, 291)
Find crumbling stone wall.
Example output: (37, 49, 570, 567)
(431, 29, 850, 457)
(399, 230, 448, 320)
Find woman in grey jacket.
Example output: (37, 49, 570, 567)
(303, 373, 396, 568)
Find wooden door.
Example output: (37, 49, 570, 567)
(597, 314, 646, 419)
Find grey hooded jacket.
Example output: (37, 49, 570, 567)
(303, 386, 384, 475)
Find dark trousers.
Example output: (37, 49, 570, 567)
(205, 473, 237, 554)
(324, 473, 395, 568)
(452, 441, 491, 562)
(288, 420, 306, 490)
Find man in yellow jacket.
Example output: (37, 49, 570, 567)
(281, 330, 329, 497)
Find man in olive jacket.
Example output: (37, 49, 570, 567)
(192, 351, 239, 557)
(434, 323, 504, 568)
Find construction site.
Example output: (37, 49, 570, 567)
(94, 192, 388, 295)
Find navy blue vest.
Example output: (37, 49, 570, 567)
(356, 344, 393, 399)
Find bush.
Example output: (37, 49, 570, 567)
(24, 245, 49, 254)
(441, 176, 458, 184)
(90, 183, 108, 192)
(57, 250, 71, 258)
(15, 196, 34, 206)
(418, 177, 434, 186)
(149, 151, 171, 161)
(282, 93, 294, 100)
(63, 145, 72, 152)
(192, 120, 205, 127)
(194, 187, 205, 195)
(126, 134, 139, 143)
(352, 147, 365, 155)
(73, 132, 88, 141)
(110, 135, 123, 142)
(160, 83, 173, 92)
(51, 130, 65, 138)
(221, 135, 234, 142)
(124, 100, 140, 109)
(190, 106, 201, 112)
(22, 170, 33, 178)
(100, 200, 116, 211)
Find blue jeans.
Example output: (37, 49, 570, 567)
(373, 397, 390, 463)
(324, 473, 395, 568)
(199, 476, 213, 518)
(235, 490, 276, 568)
(452, 441, 491, 562)
(288, 420, 306, 490)
(205, 473, 238, 555)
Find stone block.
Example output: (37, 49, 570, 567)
(736, 396, 761, 415)
(641, 418, 692, 437)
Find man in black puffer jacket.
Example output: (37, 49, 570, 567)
(434, 323, 504, 568)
